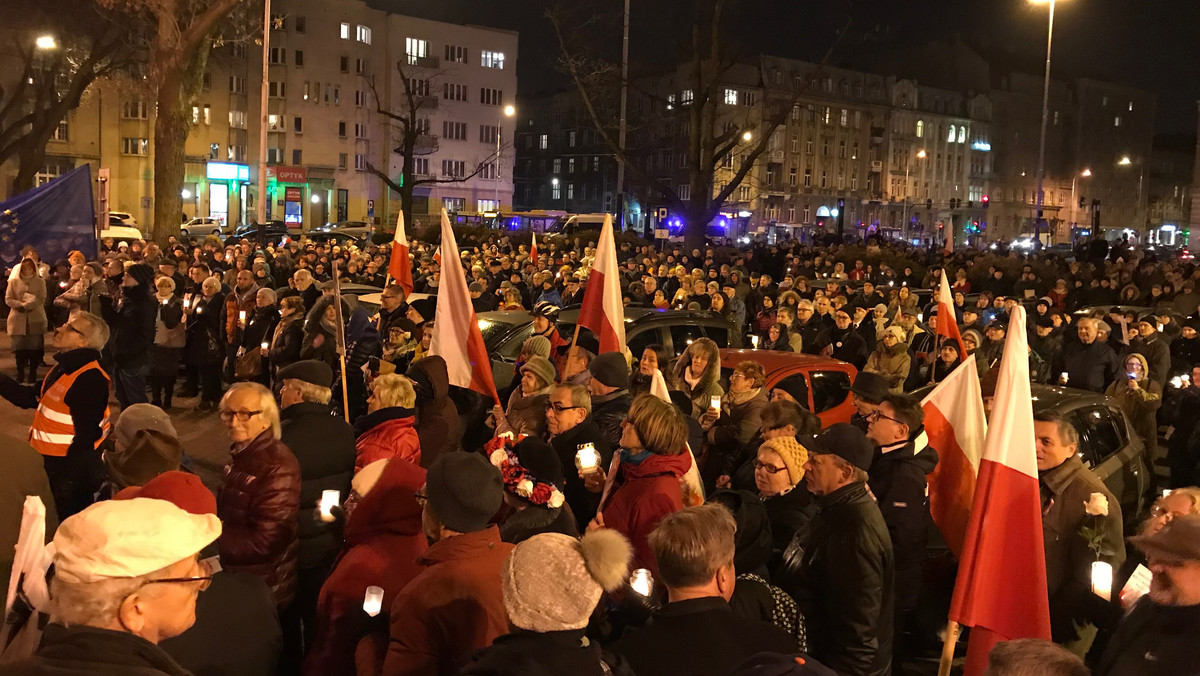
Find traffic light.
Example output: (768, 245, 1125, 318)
(981, 195, 989, 208)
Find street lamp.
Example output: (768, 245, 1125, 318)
(1118, 156, 1132, 166)
(1117, 156, 1145, 237)
(902, 149, 927, 241)
(495, 104, 516, 210)
(1071, 168, 1091, 231)
(1029, 0, 1062, 244)
(742, 131, 753, 142)
(310, 193, 321, 204)
(35, 35, 57, 50)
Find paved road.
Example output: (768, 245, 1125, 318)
(0, 333, 232, 492)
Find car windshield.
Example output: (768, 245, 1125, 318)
(478, 316, 527, 347)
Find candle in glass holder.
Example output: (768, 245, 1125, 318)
(629, 568, 653, 596)
(750, 335, 760, 349)
(238, 310, 247, 327)
(1091, 560, 1113, 601)
(261, 341, 269, 350)
(318, 490, 340, 522)
(575, 443, 601, 473)
(709, 395, 721, 411)
(183, 296, 192, 310)
(363, 586, 384, 616)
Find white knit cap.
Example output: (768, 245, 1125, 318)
(502, 530, 631, 631)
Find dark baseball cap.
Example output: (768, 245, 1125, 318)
(808, 423, 874, 472)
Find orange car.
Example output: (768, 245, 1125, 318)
(718, 349, 859, 428)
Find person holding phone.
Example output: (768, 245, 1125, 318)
(1105, 353, 1162, 462)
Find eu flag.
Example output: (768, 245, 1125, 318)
(0, 165, 96, 271)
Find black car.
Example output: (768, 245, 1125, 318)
(233, 221, 289, 240)
(478, 306, 738, 392)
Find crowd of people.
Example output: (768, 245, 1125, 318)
(0, 229, 1197, 676)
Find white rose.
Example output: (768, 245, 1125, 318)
(516, 479, 534, 497)
(548, 490, 564, 509)
(489, 449, 507, 467)
(1084, 492, 1110, 517)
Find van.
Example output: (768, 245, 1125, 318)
(556, 213, 612, 236)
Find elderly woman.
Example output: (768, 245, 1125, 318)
(239, 287, 280, 385)
(149, 276, 185, 409)
(864, 326, 911, 394)
(185, 275, 226, 409)
(493, 355, 556, 438)
(1105, 353, 1162, 459)
(766, 322, 793, 352)
(672, 337, 724, 419)
(490, 436, 578, 544)
(354, 373, 421, 471)
(755, 434, 817, 564)
(267, 296, 306, 384)
(584, 393, 691, 574)
(6, 258, 48, 384)
(701, 360, 769, 488)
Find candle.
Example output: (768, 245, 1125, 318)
(58, 281, 67, 289)
(750, 334, 760, 349)
(319, 490, 340, 522)
(261, 341, 269, 350)
(1092, 560, 1113, 601)
(363, 585, 384, 616)
(575, 443, 601, 473)
(183, 296, 191, 309)
(710, 395, 721, 411)
(238, 310, 247, 327)
(161, 298, 169, 305)
(1060, 372, 1069, 384)
(629, 568, 653, 596)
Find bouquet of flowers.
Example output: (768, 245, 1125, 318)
(485, 432, 565, 509)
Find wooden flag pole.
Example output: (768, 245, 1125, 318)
(937, 620, 960, 676)
(331, 260, 350, 423)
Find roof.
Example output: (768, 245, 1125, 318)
(718, 348, 853, 374)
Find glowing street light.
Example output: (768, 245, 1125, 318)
(310, 193, 321, 204)
(180, 189, 192, 199)
(917, 149, 927, 159)
(35, 35, 57, 50)
(503, 104, 515, 117)
(551, 178, 559, 186)
(1081, 168, 1092, 177)
(742, 131, 753, 142)
(1118, 156, 1132, 166)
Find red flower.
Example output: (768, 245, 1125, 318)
(530, 483, 553, 504)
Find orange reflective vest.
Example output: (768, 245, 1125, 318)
(29, 360, 111, 457)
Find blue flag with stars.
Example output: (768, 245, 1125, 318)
(0, 164, 96, 272)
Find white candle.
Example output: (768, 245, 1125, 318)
(710, 395, 721, 411)
(750, 335, 760, 349)
(261, 341, 269, 350)
(629, 568, 653, 596)
(1092, 560, 1113, 601)
(161, 298, 169, 305)
(183, 296, 192, 309)
(575, 444, 601, 473)
(238, 310, 247, 327)
(363, 585, 384, 616)
(1060, 372, 1069, 384)
(319, 490, 340, 522)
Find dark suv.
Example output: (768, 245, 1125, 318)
(478, 306, 737, 391)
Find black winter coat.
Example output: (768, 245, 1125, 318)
(1128, 334, 1171, 387)
(549, 416, 612, 530)
(100, 283, 156, 368)
(159, 570, 282, 676)
(1056, 340, 1121, 393)
(780, 481, 894, 676)
(763, 485, 817, 565)
(868, 438, 938, 611)
(461, 629, 614, 676)
(267, 317, 304, 375)
(279, 401, 356, 571)
(1, 624, 189, 675)
(184, 295, 224, 366)
(1093, 601, 1200, 676)
(407, 356, 462, 467)
(591, 389, 632, 450)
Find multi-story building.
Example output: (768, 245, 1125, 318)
(0, 0, 517, 232)
(1146, 134, 1193, 245)
(511, 90, 617, 215)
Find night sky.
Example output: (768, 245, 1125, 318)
(372, 0, 1200, 135)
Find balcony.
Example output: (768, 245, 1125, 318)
(770, 150, 785, 162)
(412, 95, 439, 111)
(404, 54, 440, 69)
(870, 160, 883, 173)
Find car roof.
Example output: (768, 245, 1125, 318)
(557, 305, 730, 325)
(718, 348, 853, 374)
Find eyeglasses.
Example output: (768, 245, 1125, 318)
(57, 323, 85, 337)
(413, 492, 428, 505)
(753, 460, 788, 474)
(146, 574, 214, 591)
(545, 402, 582, 414)
(1150, 504, 1184, 521)
(218, 409, 262, 422)
(865, 409, 902, 425)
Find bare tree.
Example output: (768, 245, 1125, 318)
(96, 0, 249, 243)
(0, 2, 136, 193)
(362, 59, 505, 228)
(549, 0, 847, 250)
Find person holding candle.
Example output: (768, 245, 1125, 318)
(610, 503, 797, 676)
(1033, 410, 1125, 654)
(672, 337, 724, 422)
(184, 276, 227, 410)
(98, 262, 157, 409)
(149, 276, 185, 409)
(266, 296, 307, 385)
(547, 382, 610, 530)
(220, 269, 260, 384)
(237, 287, 280, 386)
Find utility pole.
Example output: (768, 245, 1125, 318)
(1034, 0, 1057, 244)
(256, 0, 271, 225)
(615, 0, 630, 230)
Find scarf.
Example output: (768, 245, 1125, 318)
(683, 365, 703, 391)
(619, 448, 652, 465)
(728, 387, 761, 406)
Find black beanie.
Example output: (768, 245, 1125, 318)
(425, 452, 503, 533)
(126, 263, 155, 287)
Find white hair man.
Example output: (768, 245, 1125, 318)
(2, 498, 220, 673)
(0, 311, 111, 520)
(216, 382, 302, 609)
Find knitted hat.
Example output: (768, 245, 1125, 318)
(113, 470, 217, 516)
(502, 530, 632, 631)
(519, 355, 556, 389)
(771, 374, 809, 407)
(885, 326, 907, 342)
(521, 335, 552, 360)
(409, 297, 436, 323)
(590, 352, 630, 389)
(125, 263, 155, 287)
(759, 436, 810, 485)
(425, 452, 503, 533)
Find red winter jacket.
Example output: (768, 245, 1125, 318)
(353, 408, 421, 472)
(303, 458, 427, 676)
(601, 451, 692, 576)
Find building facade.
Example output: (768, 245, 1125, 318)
(0, 0, 517, 233)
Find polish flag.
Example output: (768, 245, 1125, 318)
(920, 353, 985, 556)
(576, 214, 625, 354)
(529, 230, 539, 262)
(433, 245, 442, 266)
(429, 209, 500, 404)
(387, 211, 414, 297)
(948, 305, 1051, 675)
(935, 271, 965, 358)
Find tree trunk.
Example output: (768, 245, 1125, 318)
(150, 42, 210, 244)
(12, 147, 42, 195)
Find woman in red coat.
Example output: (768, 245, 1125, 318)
(353, 373, 421, 471)
(303, 457, 427, 676)
(585, 393, 691, 575)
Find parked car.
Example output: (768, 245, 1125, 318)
(718, 349, 858, 427)
(180, 217, 224, 237)
(307, 230, 368, 247)
(911, 382, 1152, 524)
(314, 220, 375, 240)
(108, 211, 138, 227)
(99, 225, 144, 242)
(233, 220, 289, 241)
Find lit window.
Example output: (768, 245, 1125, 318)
(340, 23, 349, 40)
(916, 120, 924, 138)
(947, 125, 956, 143)
(481, 51, 505, 69)
(957, 126, 966, 143)
(724, 88, 737, 105)
(356, 25, 371, 44)
(1114, 116, 1121, 127)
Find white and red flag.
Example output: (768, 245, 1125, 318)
(948, 305, 1051, 675)
(387, 211, 414, 297)
(920, 353, 986, 556)
(429, 210, 500, 404)
(576, 214, 626, 354)
(529, 230, 539, 262)
(935, 271, 966, 358)
(433, 245, 442, 266)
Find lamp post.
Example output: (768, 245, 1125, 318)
(1119, 155, 1145, 239)
(902, 149, 926, 241)
(256, 0, 271, 225)
(552, 177, 563, 212)
(35, 35, 57, 51)
(495, 104, 515, 211)
(1070, 168, 1090, 233)
(1030, 0, 1061, 244)
(615, 0, 630, 230)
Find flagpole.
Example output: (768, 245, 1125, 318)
(331, 260, 350, 423)
(937, 620, 960, 676)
